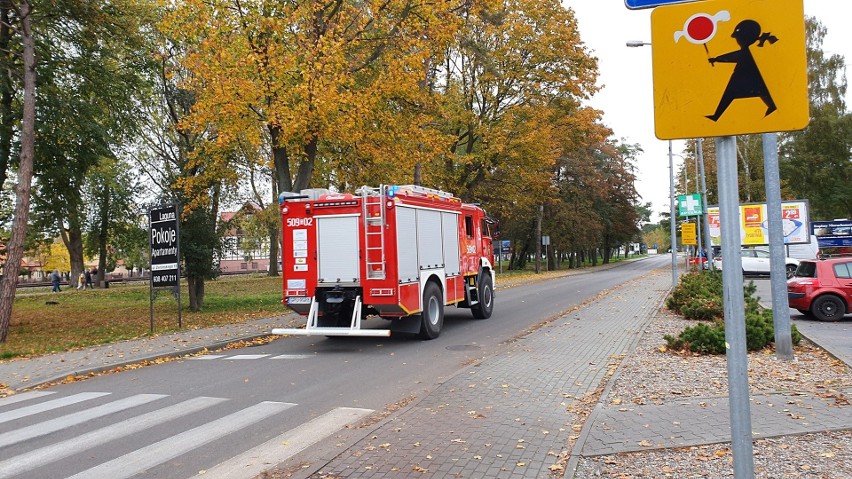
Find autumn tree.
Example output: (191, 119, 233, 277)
(160, 0, 454, 194)
(135, 41, 235, 311)
(0, 0, 35, 343)
(780, 17, 851, 220)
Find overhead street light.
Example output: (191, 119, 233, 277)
(626, 39, 677, 287)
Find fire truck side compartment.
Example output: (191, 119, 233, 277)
(395, 207, 419, 283)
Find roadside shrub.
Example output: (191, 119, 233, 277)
(664, 321, 726, 354)
(664, 272, 803, 355)
(666, 271, 723, 320)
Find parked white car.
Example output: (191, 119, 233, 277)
(712, 248, 800, 279)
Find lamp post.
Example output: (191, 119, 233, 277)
(668, 141, 677, 286)
(628, 39, 677, 286)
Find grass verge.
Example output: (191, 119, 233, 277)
(1, 274, 283, 360)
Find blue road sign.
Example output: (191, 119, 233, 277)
(625, 0, 701, 10)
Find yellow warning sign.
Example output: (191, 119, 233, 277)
(651, 0, 809, 140)
(682, 222, 697, 246)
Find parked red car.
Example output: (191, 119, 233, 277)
(787, 258, 852, 321)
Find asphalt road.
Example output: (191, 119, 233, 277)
(0, 255, 671, 479)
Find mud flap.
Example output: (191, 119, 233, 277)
(389, 315, 422, 334)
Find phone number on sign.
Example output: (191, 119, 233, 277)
(153, 274, 178, 284)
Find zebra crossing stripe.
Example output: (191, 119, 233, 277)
(0, 391, 110, 424)
(66, 401, 296, 479)
(0, 391, 55, 407)
(0, 394, 168, 448)
(0, 396, 226, 479)
(194, 407, 374, 479)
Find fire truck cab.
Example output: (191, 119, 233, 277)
(271, 184, 495, 339)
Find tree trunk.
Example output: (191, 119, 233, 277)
(97, 185, 111, 285)
(0, 7, 12, 190)
(270, 126, 293, 194)
(0, 1, 35, 343)
(60, 217, 86, 288)
(187, 275, 205, 312)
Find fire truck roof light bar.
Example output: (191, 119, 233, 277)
(383, 184, 456, 201)
(278, 192, 310, 203)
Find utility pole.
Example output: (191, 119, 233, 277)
(669, 141, 678, 286)
(763, 133, 794, 359)
(697, 138, 714, 269)
(535, 204, 543, 274)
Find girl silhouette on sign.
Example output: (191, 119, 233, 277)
(706, 19, 778, 122)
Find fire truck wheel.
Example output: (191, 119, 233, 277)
(419, 281, 444, 339)
(471, 272, 493, 320)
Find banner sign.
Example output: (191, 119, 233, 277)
(811, 220, 852, 248)
(707, 200, 810, 246)
(149, 204, 180, 288)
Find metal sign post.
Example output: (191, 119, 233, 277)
(763, 133, 793, 359)
(149, 204, 182, 333)
(717, 136, 754, 478)
(643, 2, 809, 476)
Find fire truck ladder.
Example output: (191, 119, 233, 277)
(358, 186, 387, 280)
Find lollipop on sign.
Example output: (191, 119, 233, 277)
(674, 11, 731, 62)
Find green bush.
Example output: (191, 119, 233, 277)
(664, 272, 803, 355)
(666, 271, 724, 320)
(664, 321, 726, 354)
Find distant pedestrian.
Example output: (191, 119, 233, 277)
(77, 272, 85, 290)
(50, 270, 61, 293)
(85, 269, 93, 289)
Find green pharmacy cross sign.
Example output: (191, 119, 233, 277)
(678, 193, 703, 217)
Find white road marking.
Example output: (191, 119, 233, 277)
(226, 354, 271, 360)
(0, 390, 55, 406)
(270, 354, 314, 359)
(194, 407, 374, 479)
(0, 394, 168, 448)
(67, 401, 296, 479)
(0, 396, 226, 479)
(0, 392, 110, 424)
(190, 355, 226, 360)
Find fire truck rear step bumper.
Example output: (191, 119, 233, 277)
(271, 327, 391, 337)
(272, 296, 392, 338)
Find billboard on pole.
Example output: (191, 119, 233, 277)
(149, 204, 180, 288)
(707, 200, 810, 246)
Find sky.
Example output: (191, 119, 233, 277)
(567, 0, 851, 222)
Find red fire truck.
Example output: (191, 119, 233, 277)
(271, 184, 495, 339)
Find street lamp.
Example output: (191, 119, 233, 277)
(626, 39, 678, 287)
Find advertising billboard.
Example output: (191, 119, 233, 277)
(811, 220, 852, 248)
(706, 200, 810, 246)
(149, 204, 180, 288)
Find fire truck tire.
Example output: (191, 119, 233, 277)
(471, 272, 493, 319)
(419, 281, 444, 339)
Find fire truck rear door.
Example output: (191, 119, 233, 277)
(317, 215, 360, 284)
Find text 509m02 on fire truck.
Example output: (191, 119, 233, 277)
(271, 184, 496, 339)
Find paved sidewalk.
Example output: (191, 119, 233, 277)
(304, 268, 672, 478)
